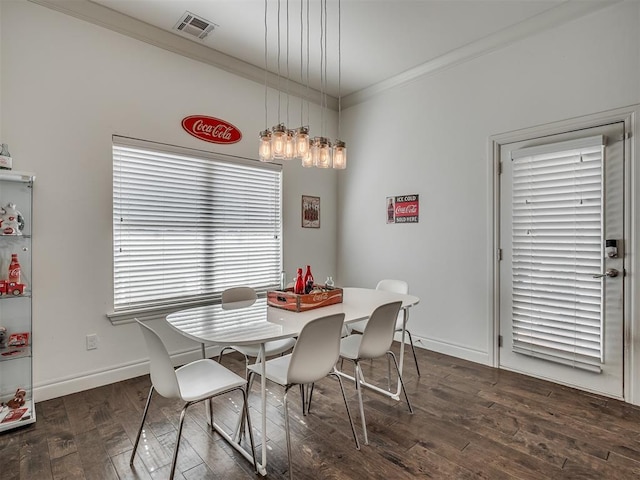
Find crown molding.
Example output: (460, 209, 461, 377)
(341, 0, 621, 108)
(27, 0, 619, 111)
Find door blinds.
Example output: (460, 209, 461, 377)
(510, 135, 605, 373)
(112, 137, 282, 313)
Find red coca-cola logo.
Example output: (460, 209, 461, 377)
(181, 115, 242, 144)
(312, 293, 329, 302)
(395, 204, 418, 215)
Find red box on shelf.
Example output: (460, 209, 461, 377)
(267, 286, 343, 312)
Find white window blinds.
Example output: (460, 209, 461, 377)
(112, 137, 282, 314)
(510, 135, 604, 373)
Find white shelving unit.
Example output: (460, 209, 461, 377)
(0, 171, 35, 432)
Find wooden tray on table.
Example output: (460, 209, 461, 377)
(267, 286, 343, 312)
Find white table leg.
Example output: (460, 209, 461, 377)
(260, 342, 267, 474)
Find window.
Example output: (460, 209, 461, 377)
(510, 136, 604, 372)
(110, 137, 282, 321)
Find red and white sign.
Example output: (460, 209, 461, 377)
(181, 115, 242, 144)
(386, 194, 419, 224)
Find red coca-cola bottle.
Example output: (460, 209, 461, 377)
(294, 268, 305, 295)
(8, 253, 21, 284)
(303, 265, 314, 294)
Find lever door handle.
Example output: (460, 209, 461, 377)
(593, 268, 619, 278)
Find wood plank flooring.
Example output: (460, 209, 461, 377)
(2, 345, 640, 479)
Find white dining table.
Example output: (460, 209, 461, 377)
(166, 287, 420, 475)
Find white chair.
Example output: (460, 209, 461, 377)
(348, 279, 420, 376)
(338, 301, 413, 445)
(217, 286, 296, 371)
(247, 313, 360, 480)
(130, 319, 257, 480)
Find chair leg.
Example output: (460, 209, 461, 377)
(329, 371, 360, 450)
(217, 346, 233, 364)
(240, 386, 258, 474)
(406, 329, 421, 376)
(353, 361, 369, 445)
(299, 384, 307, 415)
(283, 386, 294, 480)
(388, 351, 413, 414)
(239, 371, 258, 439)
(306, 383, 315, 413)
(130, 385, 154, 465)
(170, 403, 191, 480)
(387, 355, 392, 391)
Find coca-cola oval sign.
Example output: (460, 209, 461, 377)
(181, 115, 242, 144)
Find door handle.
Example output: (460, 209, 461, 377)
(593, 268, 619, 278)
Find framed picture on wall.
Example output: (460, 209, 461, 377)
(302, 195, 320, 228)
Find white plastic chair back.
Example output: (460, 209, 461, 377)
(287, 313, 345, 385)
(136, 319, 181, 399)
(222, 286, 258, 310)
(376, 279, 408, 328)
(358, 301, 403, 359)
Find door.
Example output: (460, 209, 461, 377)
(499, 122, 625, 398)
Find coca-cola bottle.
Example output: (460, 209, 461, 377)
(387, 198, 395, 223)
(303, 265, 314, 294)
(8, 253, 21, 284)
(294, 268, 304, 294)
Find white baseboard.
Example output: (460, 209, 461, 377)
(394, 332, 490, 366)
(34, 345, 223, 402)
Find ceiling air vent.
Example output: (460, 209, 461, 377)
(174, 11, 216, 40)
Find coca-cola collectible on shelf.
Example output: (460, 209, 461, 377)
(0, 144, 12, 170)
(9, 253, 20, 283)
(0, 202, 24, 235)
(1, 253, 25, 296)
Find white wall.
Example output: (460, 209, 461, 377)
(0, 0, 338, 401)
(338, 2, 640, 369)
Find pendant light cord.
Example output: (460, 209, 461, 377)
(286, 0, 290, 128)
(264, 0, 268, 129)
(277, 0, 281, 124)
(338, 0, 342, 139)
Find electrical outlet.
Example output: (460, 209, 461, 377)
(86, 334, 98, 350)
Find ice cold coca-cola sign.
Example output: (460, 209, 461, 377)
(181, 115, 242, 144)
(386, 194, 419, 224)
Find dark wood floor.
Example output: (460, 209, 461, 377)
(2, 345, 640, 479)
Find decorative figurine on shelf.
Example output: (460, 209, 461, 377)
(0, 144, 12, 170)
(0, 203, 24, 235)
(0, 326, 6, 349)
(7, 388, 26, 409)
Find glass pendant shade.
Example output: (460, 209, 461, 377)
(259, 130, 272, 162)
(333, 141, 347, 169)
(284, 130, 296, 159)
(295, 127, 310, 158)
(301, 150, 313, 167)
(315, 137, 332, 168)
(310, 137, 321, 166)
(271, 124, 286, 159)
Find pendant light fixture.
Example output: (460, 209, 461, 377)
(332, 0, 347, 169)
(258, 0, 346, 170)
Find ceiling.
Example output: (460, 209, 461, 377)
(45, 1, 613, 102)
